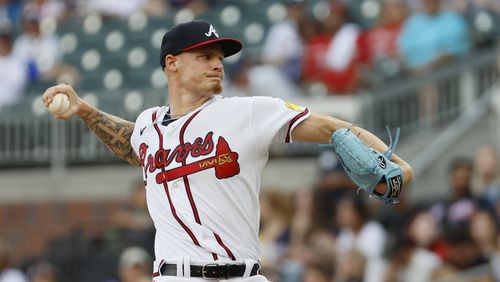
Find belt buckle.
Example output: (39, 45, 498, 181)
(202, 263, 220, 280)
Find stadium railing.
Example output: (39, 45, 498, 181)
(0, 46, 498, 169)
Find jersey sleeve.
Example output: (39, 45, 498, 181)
(250, 96, 310, 149)
(130, 106, 160, 158)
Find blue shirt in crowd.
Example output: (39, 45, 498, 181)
(398, 11, 470, 69)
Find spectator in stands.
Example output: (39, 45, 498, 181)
(0, 239, 28, 282)
(288, 188, 314, 249)
(27, 261, 59, 282)
(303, 253, 335, 282)
(224, 54, 300, 99)
(168, 0, 214, 17)
(407, 208, 447, 258)
(13, 9, 79, 84)
(447, 0, 500, 16)
(383, 209, 442, 282)
(223, 55, 253, 97)
(0, 21, 26, 109)
(446, 0, 500, 48)
(281, 227, 336, 282)
(335, 194, 387, 282)
(398, 0, 471, 73)
(301, 1, 362, 94)
(473, 146, 500, 208)
(259, 191, 293, 272)
(278, 187, 338, 282)
(261, 0, 306, 84)
(263, 188, 312, 282)
(0, 0, 23, 28)
(335, 194, 387, 258)
(226, 1, 307, 98)
(85, 0, 168, 19)
(431, 222, 494, 280)
(357, 0, 409, 85)
(443, 224, 489, 270)
(430, 157, 490, 227)
(107, 246, 151, 282)
(335, 249, 366, 282)
(469, 210, 498, 259)
(109, 180, 154, 251)
(22, 0, 65, 21)
(494, 236, 500, 282)
(366, 193, 411, 237)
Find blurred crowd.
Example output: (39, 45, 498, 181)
(226, 0, 499, 98)
(1, 145, 500, 282)
(0, 180, 156, 282)
(257, 144, 500, 282)
(0, 0, 499, 281)
(0, 0, 499, 109)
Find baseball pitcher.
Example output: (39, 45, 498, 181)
(42, 21, 413, 281)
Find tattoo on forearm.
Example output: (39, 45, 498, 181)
(82, 110, 140, 166)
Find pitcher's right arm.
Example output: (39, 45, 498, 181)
(42, 84, 141, 167)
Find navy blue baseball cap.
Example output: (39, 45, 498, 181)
(160, 20, 243, 69)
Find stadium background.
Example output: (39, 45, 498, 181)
(0, 0, 499, 281)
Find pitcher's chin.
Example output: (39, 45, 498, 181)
(211, 83, 223, 94)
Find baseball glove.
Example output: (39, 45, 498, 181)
(323, 127, 403, 204)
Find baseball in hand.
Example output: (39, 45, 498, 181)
(48, 93, 70, 115)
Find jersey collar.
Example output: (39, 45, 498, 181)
(155, 95, 222, 125)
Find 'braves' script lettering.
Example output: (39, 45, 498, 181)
(139, 132, 214, 176)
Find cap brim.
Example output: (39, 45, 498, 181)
(182, 38, 243, 58)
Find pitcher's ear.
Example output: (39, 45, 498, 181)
(165, 54, 178, 71)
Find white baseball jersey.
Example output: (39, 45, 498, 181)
(130, 95, 310, 264)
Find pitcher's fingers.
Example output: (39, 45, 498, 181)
(54, 113, 69, 120)
(374, 183, 387, 195)
(43, 87, 61, 103)
(45, 84, 71, 97)
(42, 89, 54, 106)
(54, 84, 69, 93)
(56, 110, 73, 120)
(42, 95, 49, 107)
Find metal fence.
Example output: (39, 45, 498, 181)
(362, 48, 500, 137)
(0, 48, 498, 168)
(0, 89, 164, 168)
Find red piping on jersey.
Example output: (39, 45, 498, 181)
(152, 259, 164, 278)
(178, 109, 236, 261)
(214, 233, 236, 260)
(177, 110, 220, 260)
(285, 108, 310, 143)
(179, 110, 203, 225)
(152, 111, 201, 247)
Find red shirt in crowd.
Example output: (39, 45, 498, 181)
(357, 22, 403, 66)
(302, 34, 360, 94)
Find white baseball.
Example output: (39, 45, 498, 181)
(48, 93, 71, 115)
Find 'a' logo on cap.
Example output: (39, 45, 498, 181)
(205, 25, 219, 38)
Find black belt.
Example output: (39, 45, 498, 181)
(160, 262, 260, 279)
